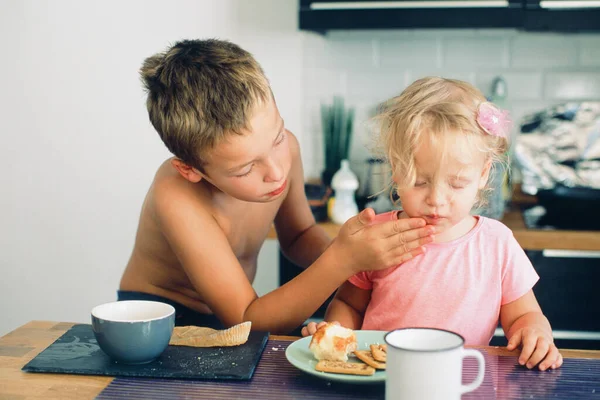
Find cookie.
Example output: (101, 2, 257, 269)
(169, 321, 251, 347)
(315, 360, 375, 376)
(370, 344, 387, 362)
(354, 350, 386, 370)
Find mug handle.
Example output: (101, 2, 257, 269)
(460, 349, 485, 395)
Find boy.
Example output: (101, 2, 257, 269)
(118, 39, 434, 334)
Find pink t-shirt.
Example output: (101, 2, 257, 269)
(348, 211, 539, 346)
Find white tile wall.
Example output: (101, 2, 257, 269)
(444, 37, 508, 68)
(580, 35, 600, 66)
(510, 34, 579, 68)
(327, 38, 377, 71)
(475, 72, 543, 101)
(301, 29, 600, 182)
(345, 69, 406, 100)
(545, 72, 600, 99)
(379, 38, 440, 68)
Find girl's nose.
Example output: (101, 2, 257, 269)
(426, 185, 448, 207)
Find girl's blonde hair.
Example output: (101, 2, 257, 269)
(375, 76, 510, 204)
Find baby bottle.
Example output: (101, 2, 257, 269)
(330, 160, 359, 224)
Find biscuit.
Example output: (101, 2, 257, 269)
(315, 360, 375, 376)
(354, 350, 386, 370)
(370, 344, 387, 362)
(169, 321, 251, 347)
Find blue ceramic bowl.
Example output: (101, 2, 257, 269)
(91, 300, 175, 364)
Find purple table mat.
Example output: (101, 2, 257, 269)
(96, 339, 600, 400)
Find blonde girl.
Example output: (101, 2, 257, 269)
(303, 77, 562, 371)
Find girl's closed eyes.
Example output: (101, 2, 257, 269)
(412, 178, 472, 190)
(449, 178, 471, 189)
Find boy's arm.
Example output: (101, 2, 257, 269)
(500, 290, 562, 370)
(325, 281, 371, 330)
(274, 131, 331, 269)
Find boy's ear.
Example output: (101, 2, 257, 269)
(171, 158, 204, 183)
(478, 159, 493, 189)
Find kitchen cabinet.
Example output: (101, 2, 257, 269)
(490, 249, 600, 350)
(300, 0, 524, 31)
(523, 0, 600, 31)
(526, 249, 600, 350)
(299, 0, 600, 32)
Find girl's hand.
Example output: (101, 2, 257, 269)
(507, 327, 563, 371)
(301, 321, 340, 337)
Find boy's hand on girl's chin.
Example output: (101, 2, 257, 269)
(301, 321, 340, 337)
(333, 208, 433, 274)
(507, 327, 563, 371)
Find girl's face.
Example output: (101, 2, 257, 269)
(394, 134, 491, 240)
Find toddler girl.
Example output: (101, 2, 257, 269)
(304, 77, 562, 371)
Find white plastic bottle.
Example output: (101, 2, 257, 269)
(330, 160, 359, 224)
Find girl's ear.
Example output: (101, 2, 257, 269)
(171, 158, 204, 183)
(478, 159, 493, 190)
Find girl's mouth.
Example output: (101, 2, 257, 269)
(424, 215, 443, 224)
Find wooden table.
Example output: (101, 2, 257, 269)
(2, 321, 600, 400)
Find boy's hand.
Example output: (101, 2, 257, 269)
(507, 327, 563, 371)
(301, 321, 340, 337)
(333, 208, 434, 273)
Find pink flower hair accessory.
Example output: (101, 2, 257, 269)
(476, 102, 512, 138)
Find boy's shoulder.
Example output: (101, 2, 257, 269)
(152, 158, 203, 194)
(149, 159, 215, 219)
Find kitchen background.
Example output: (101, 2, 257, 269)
(301, 29, 600, 180)
(1, 0, 599, 337)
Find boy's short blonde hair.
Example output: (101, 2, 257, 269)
(140, 39, 271, 169)
(376, 76, 509, 196)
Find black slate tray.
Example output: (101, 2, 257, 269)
(22, 324, 269, 380)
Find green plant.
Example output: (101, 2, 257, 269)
(321, 96, 355, 175)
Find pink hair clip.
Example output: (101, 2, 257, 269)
(476, 102, 511, 138)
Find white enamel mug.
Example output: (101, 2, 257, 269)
(384, 328, 485, 400)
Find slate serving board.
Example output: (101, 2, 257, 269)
(22, 324, 269, 380)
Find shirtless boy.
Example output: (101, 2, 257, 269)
(118, 39, 434, 334)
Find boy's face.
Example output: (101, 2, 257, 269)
(394, 134, 490, 237)
(201, 97, 292, 203)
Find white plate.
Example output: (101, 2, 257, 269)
(285, 330, 387, 384)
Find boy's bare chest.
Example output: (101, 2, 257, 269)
(218, 204, 279, 260)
